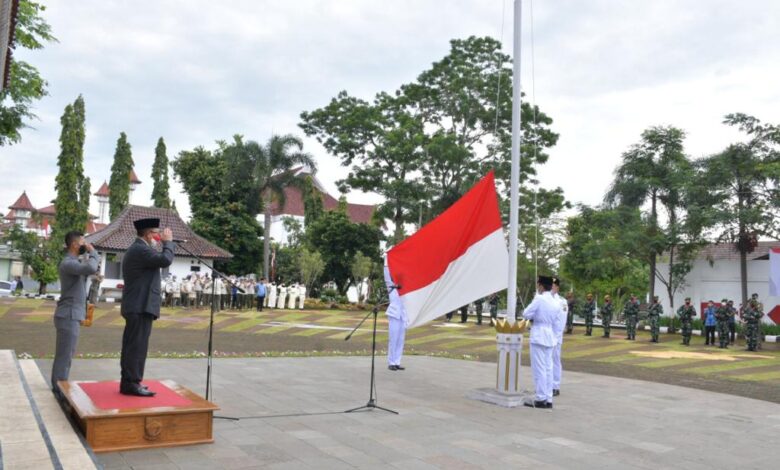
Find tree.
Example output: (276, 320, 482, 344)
(248, 134, 316, 279)
(350, 251, 374, 305)
(0, 0, 56, 146)
(605, 126, 692, 301)
(172, 144, 264, 275)
(692, 113, 780, 305)
(151, 137, 172, 208)
(306, 211, 382, 294)
(302, 176, 324, 227)
(299, 248, 325, 294)
(300, 36, 565, 242)
(301, 90, 428, 243)
(560, 205, 649, 304)
(403, 37, 560, 220)
(4, 224, 59, 294)
(52, 95, 90, 243)
(108, 132, 133, 219)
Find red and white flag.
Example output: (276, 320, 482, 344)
(770, 247, 780, 297)
(387, 171, 509, 328)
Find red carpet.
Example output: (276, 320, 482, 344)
(78, 380, 192, 410)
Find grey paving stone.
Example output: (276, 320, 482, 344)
(32, 356, 780, 470)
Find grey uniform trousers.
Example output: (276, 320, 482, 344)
(51, 316, 81, 390)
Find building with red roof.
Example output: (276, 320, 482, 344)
(265, 167, 378, 244)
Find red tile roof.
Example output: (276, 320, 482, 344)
(268, 186, 376, 224)
(85, 205, 232, 260)
(94, 181, 110, 197)
(36, 204, 56, 216)
(129, 169, 141, 184)
(8, 191, 35, 211)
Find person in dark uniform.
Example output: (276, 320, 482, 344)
(119, 218, 174, 397)
(459, 304, 469, 323)
(475, 296, 485, 325)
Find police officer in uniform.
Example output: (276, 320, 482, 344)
(119, 218, 174, 397)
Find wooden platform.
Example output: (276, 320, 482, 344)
(58, 379, 218, 453)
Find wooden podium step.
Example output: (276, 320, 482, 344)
(58, 379, 218, 453)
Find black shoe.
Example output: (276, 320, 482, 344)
(388, 365, 398, 371)
(524, 400, 548, 409)
(553, 389, 560, 397)
(395, 365, 405, 370)
(546, 402, 553, 409)
(120, 384, 156, 397)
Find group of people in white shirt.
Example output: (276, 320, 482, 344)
(521, 275, 568, 410)
(159, 274, 306, 311)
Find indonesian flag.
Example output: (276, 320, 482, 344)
(770, 247, 780, 297)
(387, 171, 509, 328)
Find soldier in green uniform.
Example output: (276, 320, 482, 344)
(715, 298, 730, 349)
(565, 292, 576, 334)
(601, 295, 614, 338)
(743, 299, 764, 351)
(475, 296, 485, 325)
(488, 293, 499, 326)
(727, 300, 737, 344)
(647, 296, 663, 343)
(676, 297, 696, 346)
(623, 294, 640, 340)
(583, 293, 595, 336)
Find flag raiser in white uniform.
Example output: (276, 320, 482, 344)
(522, 290, 564, 403)
(384, 264, 407, 368)
(551, 291, 568, 392)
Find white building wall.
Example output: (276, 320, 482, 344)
(266, 215, 304, 246)
(98, 252, 214, 289)
(655, 258, 777, 324)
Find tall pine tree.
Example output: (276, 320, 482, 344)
(151, 137, 171, 208)
(109, 132, 133, 220)
(52, 95, 90, 242)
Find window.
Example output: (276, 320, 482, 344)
(105, 253, 122, 279)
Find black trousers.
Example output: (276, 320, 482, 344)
(257, 296, 265, 311)
(120, 313, 155, 387)
(705, 325, 716, 344)
(460, 306, 468, 323)
(729, 323, 736, 343)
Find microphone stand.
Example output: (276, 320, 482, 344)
(343, 285, 398, 415)
(171, 240, 244, 405)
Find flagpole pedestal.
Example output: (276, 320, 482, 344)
(468, 320, 529, 407)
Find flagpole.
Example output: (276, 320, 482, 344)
(507, 0, 522, 325)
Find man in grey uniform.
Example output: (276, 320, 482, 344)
(51, 231, 99, 391)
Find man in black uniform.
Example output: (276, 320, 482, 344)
(119, 218, 174, 396)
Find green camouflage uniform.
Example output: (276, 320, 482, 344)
(583, 299, 596, 336)
(744, 304, 764, 351)
(647, 301, 663, 342)
(623, 299, 639, 340)
(566, 297, 576, 334)
(601, 302, 614, 338)
(676, 304, 696, 345)
(715, 305, 730, 348)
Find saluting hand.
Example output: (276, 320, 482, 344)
(161, 228, 173, 242)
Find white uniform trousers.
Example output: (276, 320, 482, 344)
(530, 342, 554, 402)
(552, 341, 562, 390)
(387, 316, 406, 366)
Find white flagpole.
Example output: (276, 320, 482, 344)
(507, 0, 522, 324)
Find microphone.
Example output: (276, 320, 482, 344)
(172, 238, 188, 243)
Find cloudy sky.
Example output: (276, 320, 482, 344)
(2, 0, 779, 222)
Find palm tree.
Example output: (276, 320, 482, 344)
(691, 114, 780, 306)
(254, 134, 317, 279)
(605, 126, 690, 302)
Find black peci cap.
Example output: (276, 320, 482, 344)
(133, 218, 160, 231)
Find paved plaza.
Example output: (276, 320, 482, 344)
(35, 355, 780, 469)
